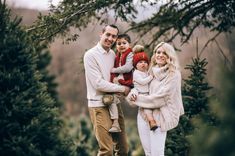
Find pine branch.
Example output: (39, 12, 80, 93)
(199, 31, 221, 56)
(214, 39, 232, 67)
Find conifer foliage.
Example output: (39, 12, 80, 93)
(166, 54, 213, 155)
(183, 56, 212, 118)
(0, 1, 72, 155)
(189, 56, 235, 155)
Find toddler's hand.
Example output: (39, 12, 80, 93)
(113, 77, 119, 84)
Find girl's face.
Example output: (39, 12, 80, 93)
(155, 46, 169, 67)
(136, 60, 149, 72)
(116, 38, 130, 53)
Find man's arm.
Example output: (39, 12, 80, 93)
(84, 52, 125, 93)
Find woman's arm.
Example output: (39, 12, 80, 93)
(132, 71, 181, 108)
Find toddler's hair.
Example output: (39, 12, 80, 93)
(117, 34, 131, 43)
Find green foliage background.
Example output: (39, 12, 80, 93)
(0, 1, 73, 155)
(1, 0, 235, 155)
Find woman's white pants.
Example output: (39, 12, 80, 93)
(137, 112, 167, 156)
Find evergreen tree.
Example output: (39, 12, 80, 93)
(165, 116, 190, 156)
(0, 1, 73, 155)
(62, 115, 98, 156)
(165, 54, 214, 155)
(183, 56, 212, 119)
(34, 42, 61, 108)
(189, 56, 235, 156)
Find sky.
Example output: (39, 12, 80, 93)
(6, 0, 62, 10)
(5, 0, 158, 22)
(6, 0, 150, 10)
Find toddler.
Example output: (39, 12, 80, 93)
(132, 45, 158, 131)
(103, 33, 133, 133)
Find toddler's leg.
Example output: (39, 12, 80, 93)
(144, 109, 158, 131)
(108, 98, 121, 133)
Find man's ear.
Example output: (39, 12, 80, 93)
(99, 32, 103, 38)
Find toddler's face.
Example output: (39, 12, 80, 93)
(136, 60, 149, 72)
(116, 38, 130, 53)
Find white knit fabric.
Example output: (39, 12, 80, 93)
(133, 69, 153, 93)
(127, 65, 184, 131)
(84, 43, 125, 107)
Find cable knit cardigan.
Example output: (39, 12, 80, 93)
(127, 66, 184, 131)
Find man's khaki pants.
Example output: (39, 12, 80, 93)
(89, 104, 128, 156)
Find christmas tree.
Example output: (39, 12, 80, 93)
(0, 1, 73, 155)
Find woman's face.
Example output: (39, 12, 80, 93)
(155, 46, 169, 67)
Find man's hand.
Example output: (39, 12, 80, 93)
(123, 86, 131, 96)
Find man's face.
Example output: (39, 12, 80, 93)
(99, 26, 118, 51)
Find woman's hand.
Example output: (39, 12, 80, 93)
(130, 94, 137, 102)
(129, 89, 138, 102)
(125, 88, 138, 107)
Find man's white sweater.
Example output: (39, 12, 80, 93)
(127, 66, 184, 131)
(84, 43, 125, 107)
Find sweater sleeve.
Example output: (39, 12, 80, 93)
(133, 71, 153, 85)
(134, 71, 180, 108)
(84, 52, 125, 93)
(111, 52, 133, 73)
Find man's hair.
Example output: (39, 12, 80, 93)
(102, 24, 119, 34)
(117, 34, 131, 43)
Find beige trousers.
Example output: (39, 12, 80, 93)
(89, 104, 129, 156)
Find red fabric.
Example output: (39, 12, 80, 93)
(133, 51, 149, 67)
(110, 48, 133, 88)
(118, 79, 133, 87)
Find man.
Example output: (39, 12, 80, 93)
(83, 24, 130, 156)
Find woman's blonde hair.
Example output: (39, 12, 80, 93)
(149, 42, 180, 72)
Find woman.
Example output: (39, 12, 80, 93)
(127, 42, 184, 156)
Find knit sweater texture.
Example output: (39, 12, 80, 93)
(127, 65, 184, 131)
(84, 43, 125, 107)
(133, 69, 153, 93)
